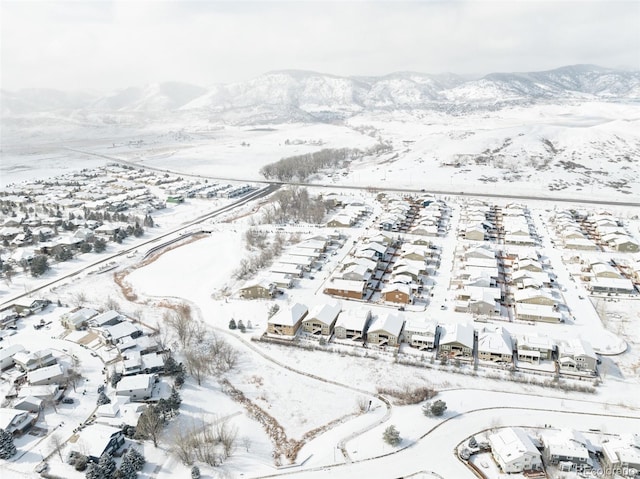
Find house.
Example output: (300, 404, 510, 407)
(590, 277, 636, 295)
(477, 326, 513, 363)
(438, 323, 475, 358)
(341, 263, 371, 282)
(334, 308, 372, 341)
(62, 307, 98, 330)
(401, 320, 439, 350)
(115, 373, 156, 401)
(91, 310, 122, 327)
(12, 298, 50, 316)
(591, 262, 622, 279)
(13, 349, 57, 371)
(514, 303, 562, 323)
(0, 344, 26, 371)
(542, 430, 592, 470)
(514, 289, 556, 306)
(27, 364, 64, 386)
(270, 263, 303, 278)
(489, 427, 543, 473)
(601, 434, 640, 477)
(381, 284, 412, 304)
(464, 225, 486, 241)
(13, 396, 43, 414)
(267, 273, 294, 289)
(558, 339, 598, 374)
(516, 334, 556, 364)
(267, 303, 308, 336)
(102, 321, 143, 345)
(0, 407, 36, 436)
(302, 302, 341, 336)
(455, 286, 501, 316)
(324, 279, 365, 300)
(326, 214, 354, 228)
(239, 280, 276, 299)
(366, 313, 405, 347)
(75, 424, 125, 463)
(358, 242, 387, 259)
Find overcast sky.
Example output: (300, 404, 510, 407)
(2, 0, 639, 92)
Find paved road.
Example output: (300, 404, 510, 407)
(68, 147, 640, 208)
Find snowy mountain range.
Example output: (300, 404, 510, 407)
(2, 65, 639, 122)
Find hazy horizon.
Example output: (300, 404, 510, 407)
(2, 0, 639, 92)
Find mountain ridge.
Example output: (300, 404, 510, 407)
(2, 65, 638, 122)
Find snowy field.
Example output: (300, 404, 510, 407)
(2, 103, 640, 479)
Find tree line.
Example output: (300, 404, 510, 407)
(259, 143, 392, 182)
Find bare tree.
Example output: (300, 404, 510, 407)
(104, 296, 120, 312)
(241, 436, 251, 453)
(64, 368, 83, 392)
(184, 346, 212, 386)
(71, 291, 87, 307)
(50, 433, 65, 461)
(134, 405, 165, 447)
(164, 303, 198, 349)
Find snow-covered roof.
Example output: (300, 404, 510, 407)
(558, 339, 596, 359)
(335, 308, 371, 331)
(403, 320, 437, 337)
(116, 373, 155, 392)
(268, 303, 308, 327)
(92, 310, 122, 327)
(104, 321, 141, 341)
(368, 313, 405, 337)
(77, 424, 123, 459)
(514, 303, 561, 321)
(306, 302, 341, 326)
(516, 334, 555, 351)
(489, 427, 540, 463)
(439, 323, 474, 348)
(0, 343, 26, 362)
(514, 289, 555, 303)
(326, 279, 366, 293)
(27, 364, 63, 384)
(477, 327, 513, 356)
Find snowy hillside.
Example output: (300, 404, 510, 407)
(2, 65, 639, 122)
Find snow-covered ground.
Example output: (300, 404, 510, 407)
(2, 105, 640, 478)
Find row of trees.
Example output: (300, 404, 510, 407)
(84, 447, 145, 479)
(233, 233, 286, 280)
(259, 142, 392, 182)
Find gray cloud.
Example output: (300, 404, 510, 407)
(1, 0, 638, 91)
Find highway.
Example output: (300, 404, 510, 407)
(66, 146, 640, 208)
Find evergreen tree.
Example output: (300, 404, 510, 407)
(94, 238, 107, 253)
(117, 456, 137, 479)
(85, 463, 100, 479)
(191, 465, 201, 479)
(110, 372, 122, 388)
(430, 400, 447, 417)
(80, 242, 93, 253)
(98, 452, 116, 478)
(228, 318, 237, 330)
(125, 446, 145, 471)
(29, 254, 49, 277)
(238, 320, 246, 333)
(168, 386, 181, 411)
(0, 428, 17, 459)
(382, 425, 401, 446)
(97, 390, 111, 406)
